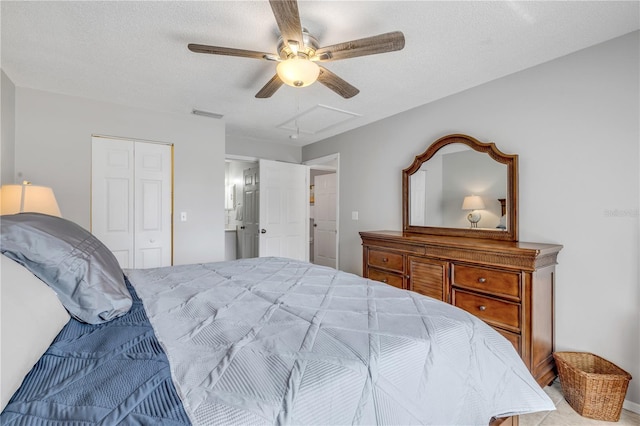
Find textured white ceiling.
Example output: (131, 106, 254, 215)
(2, 1, 638, 147)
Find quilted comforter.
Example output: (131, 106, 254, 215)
(127, 257, 554, 425)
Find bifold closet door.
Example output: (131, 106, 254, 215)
(92, 137, 172, 269)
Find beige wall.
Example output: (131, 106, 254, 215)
(13, 87, 226, 265)
(303, 31, 640, 407)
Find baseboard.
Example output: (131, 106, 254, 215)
(623, 399, 640, 414)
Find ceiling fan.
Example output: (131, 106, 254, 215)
(188, 0, 405, 99)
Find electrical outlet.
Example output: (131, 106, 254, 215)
(180, 212, 187, 222)
(352, 211, 359, 220)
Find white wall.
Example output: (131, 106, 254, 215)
(303, 31, 640, 406)
(226, 134, 301, 163)
(13, 87, 226, 265)
(1, 69, 16, 185)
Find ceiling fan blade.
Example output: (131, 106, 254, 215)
(269, 0, 304, 50)
(317, 66, 359, 99)
(314, 31, 405, 61)
(255, 74, 284, 98)
(188, 44, 275, 60)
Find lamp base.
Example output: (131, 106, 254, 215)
(467, 211, 481, 228)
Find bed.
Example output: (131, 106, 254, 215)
(1, 213, 554, 425)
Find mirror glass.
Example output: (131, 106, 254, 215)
(402, 134, 518, 241)
(409, 144, 508, 231)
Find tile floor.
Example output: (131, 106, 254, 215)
(520, 380, 640, 425)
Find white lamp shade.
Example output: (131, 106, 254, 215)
(462, 195, 485, 211)
(0, 183, 62, 217)
(276, 58, 320, 87)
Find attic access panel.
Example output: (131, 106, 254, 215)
(277, 104, 361, 135)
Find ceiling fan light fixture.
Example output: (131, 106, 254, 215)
(276, 57, 320, 88)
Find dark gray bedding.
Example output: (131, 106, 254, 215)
(1, 213, 131, 324)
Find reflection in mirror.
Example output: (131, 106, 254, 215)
(409, 144, 508, 231)
(402, 134, 518, 241)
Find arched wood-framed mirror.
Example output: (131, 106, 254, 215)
(402, 134, 519, 241)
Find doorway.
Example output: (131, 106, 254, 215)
(305, 154, 339, 269)
(225, 156, 311, 262)
(225, 159, 258, 259)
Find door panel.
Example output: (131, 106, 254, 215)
(313, 173, 337, 267)
(106, 178, 130, 232)
(134, 142, 171, 268)
(92, 139, 135, 269)
(259, 159, 308, 261)
(240, 167, 259, 259)
(408, 256, 449, 302)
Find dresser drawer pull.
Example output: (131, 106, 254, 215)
(382, 257, 388, 262)
(478, 277, 487, 283)
(478, 305, 487, 311)
(382, 278, 388, 283)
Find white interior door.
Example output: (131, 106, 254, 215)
(313, 173, 337, 268)
(92, 137, 172, 269)
(259, 159, 308, 261)
(240, 166, 259, 259)
(91, 138, 135, 268)
(134, 142, 172, 268)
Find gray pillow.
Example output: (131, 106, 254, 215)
(0, 213, 132, 324)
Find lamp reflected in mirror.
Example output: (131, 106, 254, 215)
(462, 195, 485, 228)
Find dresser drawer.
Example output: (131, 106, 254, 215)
(368, 250, 403, 272)
(494, 327, 521, 353)
(452, 264, 520, 300)
(368, 268, 404, 289)
(453, 289, 520, 332)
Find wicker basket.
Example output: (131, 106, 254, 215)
(553, 352, 632, 422)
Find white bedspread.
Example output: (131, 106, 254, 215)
(127, 257, 554, 425)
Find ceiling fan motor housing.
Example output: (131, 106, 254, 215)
(277, 29, 319, 60)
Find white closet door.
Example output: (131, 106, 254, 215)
(313, 173, 337, 268)
(92, 137, 172, 269)
(92, 138, 135, 268)
(134, 142, 172, 268)
(259, 159, 308, 261)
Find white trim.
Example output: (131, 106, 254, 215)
(304, 153, 339, 169)
(623, 399, 640, 414)
(225, 154, 259, 162)
(92, 134, 173, 146)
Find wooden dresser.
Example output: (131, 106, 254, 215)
(360, 230, 562, 387)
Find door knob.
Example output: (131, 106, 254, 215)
(240, 226, 245, 229)
(261, 229, 267, 234)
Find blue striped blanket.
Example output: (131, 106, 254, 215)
(0, 280, 190, 425)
